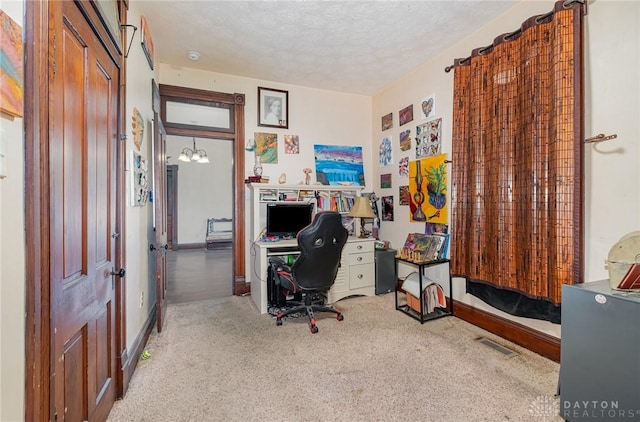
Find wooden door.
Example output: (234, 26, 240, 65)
(50, 2, 119, 420)
(153, 118, 168, 331)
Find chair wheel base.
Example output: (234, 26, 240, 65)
(336, 313, 344, 321)
(310, 325, 319, 334)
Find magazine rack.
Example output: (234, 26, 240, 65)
(394, 257, 453, 323)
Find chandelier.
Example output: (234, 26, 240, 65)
(178, 137, 209, 163)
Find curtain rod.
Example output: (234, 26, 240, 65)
(444, 0, 586, 73)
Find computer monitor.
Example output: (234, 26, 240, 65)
(266, 203, 314, 239)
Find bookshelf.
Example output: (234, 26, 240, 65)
(247, 183, 364, 241)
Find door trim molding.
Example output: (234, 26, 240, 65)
(166, 164, 179, 248)
(24, 2, 51, 419)
(159, 84, 247, 294)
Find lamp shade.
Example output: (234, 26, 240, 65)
(348, 197, 376, 218)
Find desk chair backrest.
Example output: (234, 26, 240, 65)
(291, 211, 348, 292)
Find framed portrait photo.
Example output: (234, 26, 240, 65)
(258, 87, 288, 128)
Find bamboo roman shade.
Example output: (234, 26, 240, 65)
(450, 0, 585, 308)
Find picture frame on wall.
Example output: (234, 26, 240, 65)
(140, 16, 154, 70)
(130, 150, 149, 207)
(258, 87, 288, 128)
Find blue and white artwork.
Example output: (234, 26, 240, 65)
(379, 136, 393, 167)
(313, 144, 365, 186)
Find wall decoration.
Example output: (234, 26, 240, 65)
(415, 117, 442, 158)
(254, 132, 278, 164)
(130, 150, 149, 206)
(379, 136, 393, 167)
(140, 16, 154, 70)
(408, 154, 448, 224)
(399, 186, 410, 205)
(380, 173, 391, 189)
(381, 112, 393, 131)
(0, 10, 24, 118)
(398, 157, 409, 177)
(399, 129, 411, 151)
(313, 144, 364, 186)
(132, 107, 144, 151)
(420, 94, 435, 119)
(258, 86, 288, 128)
(381, 196, 394, 221)
(284, 135, 299, 154)
(399, 104, 413, 126)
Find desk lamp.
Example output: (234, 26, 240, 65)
(348, 197, 376, 238)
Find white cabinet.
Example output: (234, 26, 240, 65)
(329, 237, 375, 303)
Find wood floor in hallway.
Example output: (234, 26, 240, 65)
(166, 247, 233, 304)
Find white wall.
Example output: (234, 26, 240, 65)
(124, 1, 157, 351)
(583, 0, 640, 276)
(0, 3, 25, 421)
(158, 64, 373, 283)
(371, 0, 640, 338)
(165, 135, 233, 244)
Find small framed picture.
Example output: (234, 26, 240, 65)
(140, 16, 154, 70)
(258, 87, 288, 128)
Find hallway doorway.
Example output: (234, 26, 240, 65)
(159, 83, 247, 296)
(165, 136, 234, 303)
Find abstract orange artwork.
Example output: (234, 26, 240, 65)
(0, 10, 24, 118)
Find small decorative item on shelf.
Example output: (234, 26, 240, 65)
(253, 156, 263, 177)
(278, 173, 286, 184)
(303, 168, 312, 185)
(245, 138, 256, 152)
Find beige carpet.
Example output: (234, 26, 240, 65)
(107, 294, 562, 422)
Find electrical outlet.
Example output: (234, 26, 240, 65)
(139, 292, 144, 308)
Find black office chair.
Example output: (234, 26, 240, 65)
(274, 211, 348, 333)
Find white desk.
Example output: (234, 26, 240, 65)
(251, 237, 376, 314)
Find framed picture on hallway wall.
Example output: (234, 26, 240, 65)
(130, 150, 149, 207)
(258, 87, 288, 128)
(140, 15, 154, 70)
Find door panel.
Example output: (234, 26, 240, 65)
(51, 1, 118, 420)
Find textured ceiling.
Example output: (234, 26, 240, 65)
(139, 1, 518, 95)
